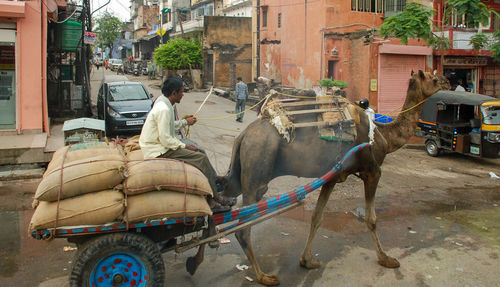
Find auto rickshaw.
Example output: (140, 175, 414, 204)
(416, 90, 500, 158)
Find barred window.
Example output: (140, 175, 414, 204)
(384, 0, 406, 16)
(351, 0, 384, 13)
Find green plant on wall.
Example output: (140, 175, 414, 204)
(470, 33, 490, 50)
(444, 0, 491, 28)
(379, 2, 434, 45)
(320, 78, 348, 89)
(491, 31, 500, 62)
(153, 37, 202, 70)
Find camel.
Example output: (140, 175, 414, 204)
(213, 70, 450, 286)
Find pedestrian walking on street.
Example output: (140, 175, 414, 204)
(235, 77, 248, 122)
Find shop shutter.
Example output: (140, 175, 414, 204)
(378, 54, 426, 114)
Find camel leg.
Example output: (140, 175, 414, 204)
(362, 168, 400, 268)
(235, 186, 279, 286)
(299, 182, 335, 269)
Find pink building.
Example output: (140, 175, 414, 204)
(258, 0, 433, 113)
(0, 0, 63, 135)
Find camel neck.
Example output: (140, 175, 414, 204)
(376, 87, 424, 154)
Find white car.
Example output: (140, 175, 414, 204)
(108, 59, 123, 71)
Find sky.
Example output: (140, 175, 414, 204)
(91, 0, 131, 22)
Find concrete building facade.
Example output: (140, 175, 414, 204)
(203, 16, 252, 87)
(0, 0, 62, 134)
(433, 1, 500, 98)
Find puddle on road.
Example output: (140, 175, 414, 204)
(0, 209, 72, 281)
(0, 211, 20, 277)
(443, 208, 500, 249)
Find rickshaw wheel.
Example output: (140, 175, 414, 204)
(69, 233, 164, 287)
(425, 140, 440, 157)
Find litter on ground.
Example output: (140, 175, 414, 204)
(245, 276, 254, 282)
(219, 237, 231, 244)
(236, 264, 249, 271)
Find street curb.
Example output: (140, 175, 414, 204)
(0, 164, 45, 181)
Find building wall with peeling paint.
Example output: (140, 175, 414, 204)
(259, 0, 432, 111)
(259, 0, 384, 97)
(203, 16, 252, 88)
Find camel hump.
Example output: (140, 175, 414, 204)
(347, 103, 361, 125)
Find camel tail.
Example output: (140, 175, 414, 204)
(223, 132, 244, 197)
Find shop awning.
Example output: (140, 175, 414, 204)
(0, 1, 25, 18)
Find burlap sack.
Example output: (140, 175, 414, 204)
(124, 135, 141, 153)
(126, 149, 144, 162)
(35, 154, 125, 201)
(125, 159, 213, 196)
(125, 191, 212, 222)
(29, 190, 124, 230)
(46, 144, 124, 176)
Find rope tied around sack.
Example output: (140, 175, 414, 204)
(117, 147, 130, 231)
(51, 146, 70, 239)
(180, 161, 194, 226)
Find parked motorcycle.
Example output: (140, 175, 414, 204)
(178, 73, 190, 92)
(133, 63, 140, 76)
(125, 62, 134, 74)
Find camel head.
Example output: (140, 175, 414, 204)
(409, 70, 450, 101)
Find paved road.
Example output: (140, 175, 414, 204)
(1, 69, 499, 286)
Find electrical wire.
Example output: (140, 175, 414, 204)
(54, 7, 79, 24)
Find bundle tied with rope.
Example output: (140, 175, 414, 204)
(29, 142, 126, 234)
(29, 141, 214, 234)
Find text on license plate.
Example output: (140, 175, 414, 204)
(126, 120, 144, 126)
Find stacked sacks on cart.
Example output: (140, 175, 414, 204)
(29, 142, 126, 230)
(29, 142, 213, 232)
(122, 150, 213, 223)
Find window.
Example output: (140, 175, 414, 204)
(262, 7, 268, 27)
(206, 4, 214, 16)
(384, 0, 406, 16)
(195, 8, 204, 18)
(351, 0, 385, 13)
(446, 12, 478, 28)
(278, 13, 281, 28)
(491, 12, 500, 31)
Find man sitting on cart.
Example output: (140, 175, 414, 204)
(139, 77, 235, 213)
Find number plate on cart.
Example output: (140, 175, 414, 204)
(126, 120, 144, 126)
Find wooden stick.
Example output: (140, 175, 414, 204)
(175, 201, 303, 253)
(194, 87, 213, 116)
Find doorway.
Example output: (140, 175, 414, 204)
(444, 68, 477, 92)
(327, 60, 337, 79)
(0, 31, 16, 130)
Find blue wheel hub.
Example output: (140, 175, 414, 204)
(90, 252, 148, 287)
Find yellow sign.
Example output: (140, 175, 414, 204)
(370, 79, 377, 92)
(157, 28, 166, 37)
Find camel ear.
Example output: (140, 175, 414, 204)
(418, 70, 425, 79)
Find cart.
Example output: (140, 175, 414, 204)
(31, 143, 370, 286)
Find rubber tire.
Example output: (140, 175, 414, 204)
(425, 140, 440, 157)
(69, 233, 165, 287)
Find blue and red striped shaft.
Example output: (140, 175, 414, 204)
(213, 143, 370, 226)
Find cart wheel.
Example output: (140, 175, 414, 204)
(425, 140, 440, 157)
(69, 233, 164, 287)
